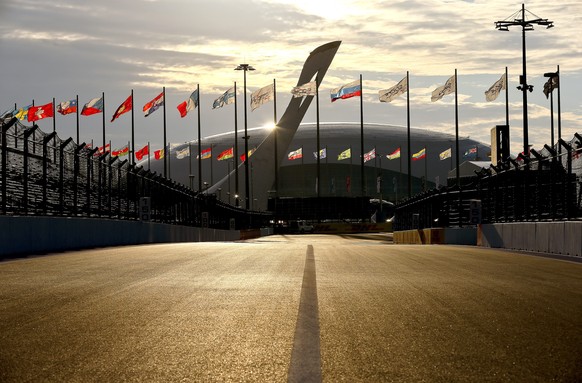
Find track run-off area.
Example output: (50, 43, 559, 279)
(0, 234, 580, 382)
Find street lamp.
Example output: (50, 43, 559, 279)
(495, 4, 553, 156)
(543, 68, 560, 150)
(235, 63, 255, 210)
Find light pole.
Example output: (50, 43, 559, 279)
(495, 4, 553, 156)
(235, 63, 255, 210)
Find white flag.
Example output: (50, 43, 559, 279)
(431, 75, 456, 102)
(485, 73, 506, 102)
(291, 81, 317, 98)
(250, 84, 274, 111)
(379, 76, 407, 103)
(175, 147, 190, 159)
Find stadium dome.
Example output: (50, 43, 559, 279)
(144, 122, 490, 210)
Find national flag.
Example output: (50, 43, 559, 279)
(57, 99, 77, 115)
(143, 92, 164, 117)
(379, 76, 407, 103)
(240, 148, 256, 162)
(112, 145, 129, 157)
(288, 148, 302, 160)
(177, 89, 199, 117)
(250, 84, 274, 111)
(212, 87, 235, 109)
(412, 148, 426, 161)
(154, 148, 165, 160)
(291, 81, 317, 98)
(485, 73, 506, 102)
(14, 105, 32, 120)
(364, 148, 376, 163)
(135, 144, 149, 161)
(337, 148, 351, 161)
(387, 147, 401, 160)
(313, 148, 326, 159)
(573, 148, 581, 160)
(199, 147, 212, 159)
(175, 147, 190, 159)
(439, 148, 452, 160)
(27, 102, 54, 122)
(111, 94, 132, 122)
(330, 80, 361, 102)
(543, 76, 559, 99)
(217, 147, 234, 161)
(81, 96, 104, 116)
(464, 147, 477, 156)
(431, 75, 455, 102)
(95, 143, 111, 156)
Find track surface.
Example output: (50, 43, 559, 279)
(0, 234, 580, 382)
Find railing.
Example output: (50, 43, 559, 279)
(394, 133, 582, 231)
(0, 117, 271, 230)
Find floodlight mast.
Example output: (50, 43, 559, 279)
(495, 3, 554, 156)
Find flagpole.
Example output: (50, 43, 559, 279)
(210, 144, 214, 186)
(424, 147, 428, 191)
(406, 71, 411, 199)
(454, 69, 460, 188)
(52, 97, 56, 134)
(162, 87, 167, 178)
(399, 148, 402, 203)
(359, 74, 365, 197)
(76, 95, 79, 144)
(505, 67, 509, 129)
(131, 89, 135, 166)
(189, 142, 193, 189)
(234, 82, 239, 206)
(316, 76, 321, 199)
(147, 142, 151, 171)
(273, 78, 278, 198)
(197, 84, 202, 192)
(102, 92, 106, 150)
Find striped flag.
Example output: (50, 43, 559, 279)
(144, 92, 164, 117)
(330, 80, 361, 102)
(412, 148, 426, 161)
(288, 148, 302, 160)
(177, 89, 198, 117)
(81, 97, 104, 116)
(217, 147, 234, 161)
(387, 147, 401, 160)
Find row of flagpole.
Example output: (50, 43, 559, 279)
(7, 64, 522, 199)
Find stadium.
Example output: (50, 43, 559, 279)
(147, 122, 491, 210)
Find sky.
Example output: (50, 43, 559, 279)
(1, 0, 581, 157)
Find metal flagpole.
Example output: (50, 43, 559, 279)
(454, 69, 460, 187)
(131, 89, 135, 165)
(273, 78, 278, 198)
(76, 95, 79, 144)
(102, 92, 106, 150)
(505, 67, 509, 129)
(406, 71, 411, 198)
(359, 74, 365, 196)
(197, 84, 202, 191)
(147, 141, 151, 170)
(234, 82, 239, 206)
(316, 76, 321, 199)
(162, 87, 167, 178)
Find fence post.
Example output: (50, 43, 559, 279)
(42, 132, 57, 215)
(59, 138, 73, 215)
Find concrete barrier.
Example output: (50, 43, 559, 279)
(564, 222, 582, 256)
(0, 216, 240, 258)
(393, 227, 475, 245)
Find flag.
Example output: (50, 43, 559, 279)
(27, 102, 54, 122)
(412, 148, 426, 161)
(250, 84, 274, 111)
(387, 147, 401, 160)
(439, 148, 452, 160)
(217, 147, 234, 161)
(112, 145, 129, 157)
(330, 80, 361, 102)
(199, 147, 211, 159)
(81, 96, 104, 116)
(95, 143, 111, 156)
(291, 81, 317, 98)
(177, 89, 199, 117)
(175, 147, 190, 159)
(111, 95, 132, 122)
(338, 148, 351, 161)
(212, 87, 235, 109)
(485, 73, 506, 102)
(364, 148, 376, 163)
(15, 105, 32, 120)
(313, 148, 326, 159)
(135, 144, 149, 161)
(464, 147, 477, 156)
(431, 75, 455, 102)
(154, 148, 165, 160)
(143, 92, 164, 117)
(379, 76, 407, 103)
(288, 148, 302, 160)
(57, 100, 77, 115)
(240, 148, 256, 162)
(543, 76, 559, 99)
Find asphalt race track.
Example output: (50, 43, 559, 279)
(0, 234, 580, 382)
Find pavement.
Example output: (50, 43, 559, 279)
(0, 234, 580, 382)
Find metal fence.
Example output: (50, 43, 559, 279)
(394, 133, 582, 230)
(0, 117, 271, 230)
